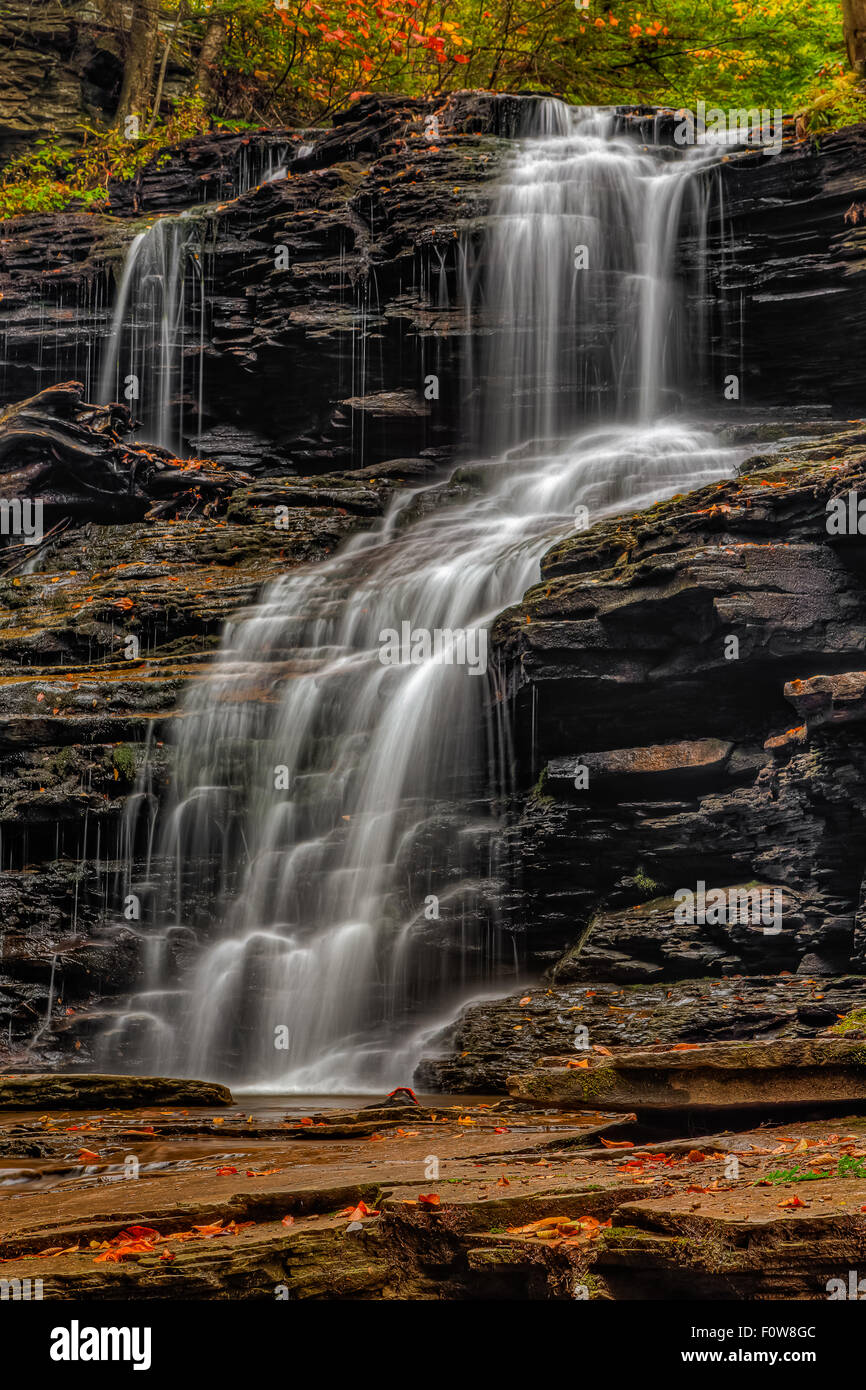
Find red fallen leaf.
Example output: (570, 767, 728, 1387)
(600, 1138, 634, 1149)
(300, 1117, 313, 1126)
(93, 1251, 123, 1264)
(418, 1193, 440, 1208)
(281, 1215, 295, 1227)
(779, 1195, 806, 1209)
(338, 1200, 379, 1219)
(685, 1150, 708, 1163)
(686, 1185, 710, 1194)
(160, 1250, 175, 1262)
(245, 1168, 279, 1177)
(116, 1226, 160, 1242)
(671, 1043, 701, 1050)
(493, 1127, 510, 1134)
(120, 1127, 156, 1136)
(114, 597, 134, 610)
(77, 1149, 100, 1161)
(193, 1224, 227, 1237)
(496, 1175, 510, 1187)
(216, 1167, 237, 1176)
(387, 1086, 418, 1103)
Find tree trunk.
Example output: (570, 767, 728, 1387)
(195, 15, 227, 109)
(842, 0, 866, 74)
(114, 0, 162, 129)
(146, 0, 185, 133)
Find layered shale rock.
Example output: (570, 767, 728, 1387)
(0, 388, 446, 1066)
(2, 102, 865, 466)
(420, 425, 866, 1090)
(508, 1039, 866, 1113)
(0, 0, 123, 160)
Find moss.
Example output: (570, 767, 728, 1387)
(53, 746, 78, 777)
(529, 765, 554, 806)
(633, 865, 661, 899)
(573, 1066, 617, 1101)
(830, 1008, 866, 1037)
(112, 744, 138, 782)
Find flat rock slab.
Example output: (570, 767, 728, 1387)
(507, 1039, 866, 1111)
(0, 1074, 234, 1110)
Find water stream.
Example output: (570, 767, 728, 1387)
(102, 105, 740, 1091)
(97, 140, 292, 451)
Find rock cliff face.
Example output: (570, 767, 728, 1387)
(1, 0, 123, 160)
(3, 103, 866, 465)
(1, 97, 866, 1079)
(419, 425, 866, 1090)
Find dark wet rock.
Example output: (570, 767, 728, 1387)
(4, 105, 865, 473)
(0, 1072, 233, 1108)
(0, 381, 249, 530)
(0, 0, 127, 161)
(417, 430, 866, 1090)
(417, 966, 866, 1096)
(508, 1038, 866, 1112)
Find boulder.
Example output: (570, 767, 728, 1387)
(0, 1072, 233, 1109)
(507, 1039, 866, 1111)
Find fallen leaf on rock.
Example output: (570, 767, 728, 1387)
(600, 1138, 634, 1149)
(779, 1196, 806, 1209)
(281, 1215, 295, 1227)
(418, 1194, 440, 1208)
(339, 1201, 379, 1219)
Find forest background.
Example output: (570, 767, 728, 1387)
(1, 0, 865, 215)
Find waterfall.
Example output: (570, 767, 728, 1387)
(98, 141, 292, 451)
(102, 104, 740, 1091)
(98, 213, 207, 453)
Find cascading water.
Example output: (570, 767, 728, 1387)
(98, 141, 293, 450)
(103, 104, 741, 1091)
(98, 213, 208, 453)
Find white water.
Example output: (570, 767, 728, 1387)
(103, 106, 740, 1091)
(98, 142, 292, 451)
